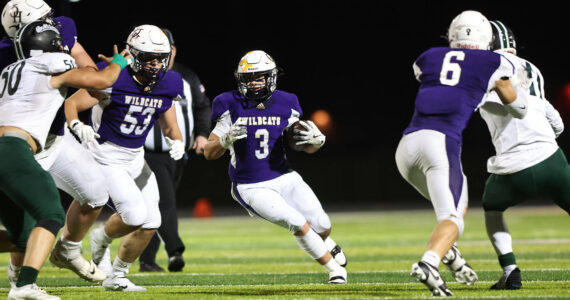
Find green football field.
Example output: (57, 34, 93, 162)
(1, 205, 569, 299)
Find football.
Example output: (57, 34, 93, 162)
(286, 120, 307, 151)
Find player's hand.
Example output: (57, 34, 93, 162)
(165, 137, 185, 160)
(97, 45, 132, 66)
(293, 120, 326, 147)
(219, 124, 247, 148)
(69, 119, 100, 144)
(509, 68, 531, 90)
(192, 136, 208, 155)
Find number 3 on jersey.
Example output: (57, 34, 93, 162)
(440, 51, 465, 86)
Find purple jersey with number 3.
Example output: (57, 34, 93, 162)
(403, 47, 515, 141)
(211, 90, 302, 183)
(92, 62, 184, 148)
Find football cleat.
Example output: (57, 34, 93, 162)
(139, 261, 165, 272)
(442, 245, 478, 285)
(103, 275, 147, 292)
(491, 267, 522, 290)
(328, 267, 347, 284)
(7, 262, 19, 288)
(168, 252, 185, 272)
(7, 283, 61, 300)
(324, 237, 347, 267)
(411, 261, 453, 297)
(49, 238, 106, 282)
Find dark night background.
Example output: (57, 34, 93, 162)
(13, 1, 570, 213)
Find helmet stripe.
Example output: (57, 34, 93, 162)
(494, 21, 509, 49)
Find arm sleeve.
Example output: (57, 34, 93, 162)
(486, 55, 516, 92)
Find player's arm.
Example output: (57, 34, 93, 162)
(70, 41, 98, 72)
(51, 46, 131, 90)
(204, 132, 226, 160)
(545, 99, 564, 137)
(158, 105, 185, 160)
(493, 78, 527, 119)
(204, 119, 247, 160)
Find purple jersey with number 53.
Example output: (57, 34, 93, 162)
(403, 47, 515, 141)
(211, 90, 302, 183)
(92, 62, 184, 148)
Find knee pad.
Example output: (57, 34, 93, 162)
(439, 214, 465, 237)
(118, 206, 147, 227)
(36, 219, 63, 236)
(309, 212, 331, 234)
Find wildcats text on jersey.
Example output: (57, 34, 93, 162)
(124, 95, 163, 108)
(235, 116, 281, 126)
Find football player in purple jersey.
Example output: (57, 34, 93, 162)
(1, 0, 114, 285)
(204, 50, 347, 284)
(64, 24, 184, 292)
(395, 10, 528, 297)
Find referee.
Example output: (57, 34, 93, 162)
(140, 28, 211, 272)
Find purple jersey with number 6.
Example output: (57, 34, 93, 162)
(403, 47, 515, 141)
(91, 62, 184, 148)
(211, 90, 302, 183)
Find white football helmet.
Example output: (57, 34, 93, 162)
(447, 10, 492, 50)
(2, 0, 53, 38)
(126, 24, 171, 82)
(235, 50, 278, 101)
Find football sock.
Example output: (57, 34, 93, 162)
(322, 258, 342, 273)
(60, 236, 82, 260)
(16, 266, 38, 287)
(112, 256, 131, 277)
(294, 229, 327, 260)
(485, 211, 513, 255)
(421, 250, 441, 267)
(323, 237, 337, 251)
(503, 263, 517, 278)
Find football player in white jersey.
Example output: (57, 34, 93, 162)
(479, 20, 569, 290)
(1, 0, 114, 284)
(0, 20, 129, 300)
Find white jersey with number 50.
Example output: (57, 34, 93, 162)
(0, 53, 76, 150)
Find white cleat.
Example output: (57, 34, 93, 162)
(442, 245, 478, 285)
(89, 226, 110, 265)
(97, 247, 113, 277)
(411, 261, 453, 297)
(49, 239, 106, 282)
(325, 238, 347, 267)
(7, 283, 61, 300)
(103, 275, 147, 292)
(7, 263, 20, 289)
(328, 267, 347, 284)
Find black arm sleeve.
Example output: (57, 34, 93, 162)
(173, 62, 212, 138)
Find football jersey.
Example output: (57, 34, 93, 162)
(0, 16, 78, 137)
(480, 53, 559, 174)
(0, 53, 76, 150)
(211, 90, 302, 183)
(403, 47, 515, 142)
(91, 63, 184, 149)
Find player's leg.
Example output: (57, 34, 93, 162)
(233, 181, 346, 283)
(282, 171, 347, 267)
(46, 133, 109, 282)
(0, 137, 65, 299)
(542, 149, 570, 214)
(103, 162, 160, 292)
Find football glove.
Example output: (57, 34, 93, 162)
(294, 120, 326, 148)
(165, 137, 184, 160)
(69, 119, 100, 144)
(219, 124, 247, 148)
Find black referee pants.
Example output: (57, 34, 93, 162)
(140, 151, 186, 262)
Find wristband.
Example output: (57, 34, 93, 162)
(110, 53, 130, 69)
(69, 119, 80, 129)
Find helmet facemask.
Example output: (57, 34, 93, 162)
(128, 46, 170, 82)
(236, 69, 278, 102)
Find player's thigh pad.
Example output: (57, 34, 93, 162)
(101, 165, 148, 227)
(278, 172, 331, 233)
(234, 181, 307, 234)
(48, 133, 109, 207)
(136, 162, 161, 229)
